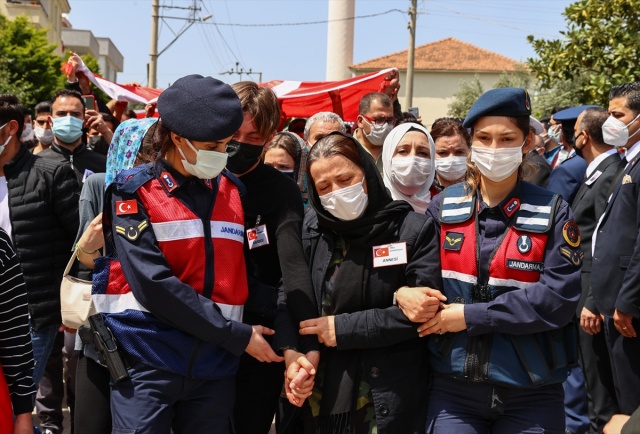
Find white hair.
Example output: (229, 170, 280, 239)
(304, 112, 346, 142)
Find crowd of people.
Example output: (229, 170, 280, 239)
(0, 57, 638, 434)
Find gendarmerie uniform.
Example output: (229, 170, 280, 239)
(91, 74, 249, 434)
(426, 181, 582, 429)
(424, 87, 582, 433)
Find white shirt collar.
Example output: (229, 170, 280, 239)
(624, 138, 640, 163)
(586, 148, 618, 178)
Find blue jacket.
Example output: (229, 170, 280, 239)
(92, 161, 252, 379)
(427, 182, 582, 388)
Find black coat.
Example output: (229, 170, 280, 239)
(570, 152, 621, 313)
(4, 144, 80, 330)
(301, 209, 442, 434)
(592, 151, 640, 318)
(38, 143, 106, 186)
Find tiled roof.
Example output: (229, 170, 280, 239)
(351, 37, 523, 72)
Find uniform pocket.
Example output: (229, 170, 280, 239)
(620, 255, 631, 269)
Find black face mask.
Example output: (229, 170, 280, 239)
(225, 139, 264, 174)
(88, 135, 109, 156)
(572, 132, 584, 159)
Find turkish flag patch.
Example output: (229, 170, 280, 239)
(115, 200, 138, 215)
(374, 247, 389, 257)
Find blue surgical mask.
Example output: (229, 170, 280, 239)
(51, 116, 84, 143)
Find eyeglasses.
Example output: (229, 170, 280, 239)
(361, 114, 397, 127)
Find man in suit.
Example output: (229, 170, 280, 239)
(571, 107, 622, 432)
(591, 82, 640, 416)
(547, 106, 600, 204)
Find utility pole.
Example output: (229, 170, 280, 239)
(221, 62, 262, 83)
(149, 0, 160, 88)
(148, 0, 211, 88)
(406, 0, 417, 108)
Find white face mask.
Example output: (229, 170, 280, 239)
(602, 113, 640, 148)
(177, 139, 228, 179)
(0, 122, 12, 156)
(319, 178, 368, 221)
(435, 156, 468, 182)
(390, 156, 432, 196)
(34, 126, 54, 145)
(21, 123, 34, 142)
(470, 142, 524, 183)
(363, 118, 394, 146)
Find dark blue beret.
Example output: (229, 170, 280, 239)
(157, 74, 243, 142)
(463, 88, 532, 128)
(552, 105, 601, 122)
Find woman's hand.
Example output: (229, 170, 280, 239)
(283, 350, 318, 407)
(395, 286, 447, 323)
(417, 303, 467, 337)
(76, 213, 104, 268)
(299, 316, 337, 347)
(245, 326, 285, 363)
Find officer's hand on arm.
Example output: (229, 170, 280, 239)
(613, 309, 637, 338)
(580, 307, 602, 335)
(283, 350, 318, 407)
(395, 286, 447, 323)
(417, 303, 467, 337)
(299, 316, 336, 347)
(245, 325, 285, 363)
(13, 413, 34, 434)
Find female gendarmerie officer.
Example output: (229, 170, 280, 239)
(407, 88, 582, 433)
(91, 75, 281, 434)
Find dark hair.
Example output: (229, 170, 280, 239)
(100, 112, 119, 131)
(263, 132, 297, 163)
(397, 111, 423, 127)
(136, 122, 159, 165)
(34, 101, 51, 115)
(430, 117, 471, 146)
(19, 105, 32, 118)
(231, 81, 280, 141)
(0, 94, 25, 137)
(152, 119, 174, 159)
(307, 132, 363, 183)
(609, 82, 640, 116)
(123, 109, 137, 120)
(580, 107, 609, 146)
(51, 89, 85, 111)
(466, 115, 532, 196)
(358, 92, 392, 115)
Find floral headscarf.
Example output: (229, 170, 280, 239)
(105, 117, 158, 187)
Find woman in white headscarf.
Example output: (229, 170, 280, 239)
(381, 122, 436, 214)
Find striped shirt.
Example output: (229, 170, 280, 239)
(0, 228, 36, 415)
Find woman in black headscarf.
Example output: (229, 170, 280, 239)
(290, 131, 443, 434)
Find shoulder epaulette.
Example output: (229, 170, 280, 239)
(440, 183, 475, 224)
(514, 182, 559, 233)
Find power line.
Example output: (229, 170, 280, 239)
(202, 9, 404, 27)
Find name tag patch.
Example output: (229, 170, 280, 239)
(247, 224, 269, 249)
(584, 170, 602, 186)
(443, 232, 464, 251)
(507, 259, 544, 272)
(372, 242, 408, 268)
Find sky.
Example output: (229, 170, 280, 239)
(65, 0, 575, 88)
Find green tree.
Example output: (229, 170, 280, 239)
(0, 15, 62, 107)
(448, 66, 534, 118)
(527, 0, 640, 107)
(448, 75, 484, 118)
